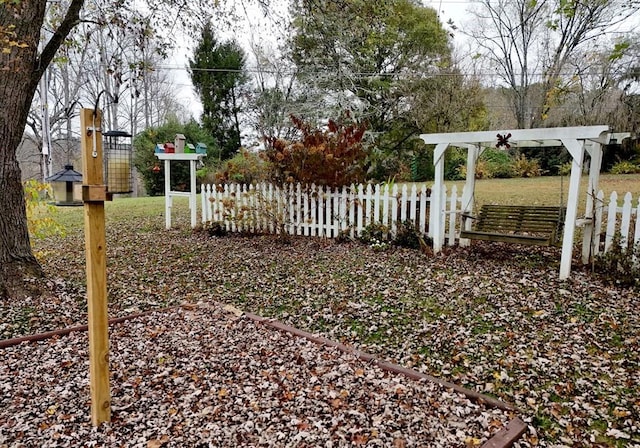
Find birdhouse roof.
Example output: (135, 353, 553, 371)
(46, 165, 83, 183)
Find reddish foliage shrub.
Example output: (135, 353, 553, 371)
(263, 113, 367, 187)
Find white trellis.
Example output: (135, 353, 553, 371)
(420, 126, 611, 280)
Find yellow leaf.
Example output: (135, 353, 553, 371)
(465, 436, 482, 447)
(2, 48, 11, 54)
(613, 408, 631, 418)
(218, 388, 228, 397)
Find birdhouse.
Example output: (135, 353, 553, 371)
(164, 142, 175, 154)
(195, 142, 207, 154)
(46, 164, 83, 206)
(103, 130, 133, 194)
(185, 143, 196, 153)
(174, 134, 186, 153)
(154, 144, 164, 153)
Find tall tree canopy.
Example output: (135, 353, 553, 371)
(189, 23, 249, 161)
(288, 0, 451, 141)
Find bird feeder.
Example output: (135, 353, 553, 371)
(195, 142, 208, 154)
(46, 164, 83, 206)
(103, 130, 133, 194)
(175, 133, 186, 153)
(164, 142, 175, 154)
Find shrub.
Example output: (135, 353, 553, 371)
(263, 112, 367, 187)
(512, 154, 542, 177)
(24, 180, 65, 244)
(594, 232, 640, 287)
(558, 162, 572, 176)
(457, 159, 493, 179)
(444, 146, 467, 180)
(133, 118, 217, 196)
(481, 148, 514, 178)
(214, 148, 267, 184)
(609, 161, 640, 174)
(359, 223, 389, 245)
(393, 221, 422, 249)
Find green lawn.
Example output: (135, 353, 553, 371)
(449, 173, 640, 208)
(53, 174, 640, 231)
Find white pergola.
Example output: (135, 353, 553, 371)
(420, 126, 611, 280)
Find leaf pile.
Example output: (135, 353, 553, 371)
(2, 211, 639, 446)
(1, 305, 514, 446)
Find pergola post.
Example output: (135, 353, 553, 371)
(429, 143, 448, 252)
(582, 142, 603, 264)
(559, 138, 585, 280)
(460, 144, 479, 247)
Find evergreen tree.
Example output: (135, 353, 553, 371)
(189, 23, 249, 160)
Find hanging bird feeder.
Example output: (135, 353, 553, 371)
(103, 130, 133, 194)
(46, 164, 84, 206)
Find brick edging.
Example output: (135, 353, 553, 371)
(244, 312, 527, 448)
(0, 306, 180, 349)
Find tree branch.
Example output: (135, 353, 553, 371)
(36, 0, 85, 79)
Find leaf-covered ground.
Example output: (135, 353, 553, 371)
(2, 212, 639, 447)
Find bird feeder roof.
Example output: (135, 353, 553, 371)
(46, 165, 83, 183)
(103, 130, 132, 138)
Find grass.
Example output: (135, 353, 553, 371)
(446, 173, 640, 210)
(51, 174, 640, 231)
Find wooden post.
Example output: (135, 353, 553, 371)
(80, 108, 111, 425)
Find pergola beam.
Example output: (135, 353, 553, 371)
(420, 126, 609, 146)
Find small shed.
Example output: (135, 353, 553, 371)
(46, 164, 83, 206)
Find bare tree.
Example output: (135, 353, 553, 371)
(467, 0, 640, 129)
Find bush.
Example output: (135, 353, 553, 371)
(457, 159, 493, 179)
(594, 232, 640, 287)
(444, 146, 467, 180)
(24, 180, 65, 244)
(359, 223, 389, 245)
(133, 118, 217, 196)
(393, 221, 422, 249)
(558, 162, 572, 176)
(263, 113, 367, 187)
(609, 161, 640, 174)
(481, 148, 514, 178)
(511, 154, 542, 177)
(214, 148, 267, 184)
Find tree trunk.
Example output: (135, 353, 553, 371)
(0, 0, 84, 299)
(0, 2, 47, 298)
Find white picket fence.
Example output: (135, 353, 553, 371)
(592, 190, 640, 255)
(200, 182, 638, 255)
(201, 182, 465, 239)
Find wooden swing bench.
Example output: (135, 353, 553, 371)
(460, 205, 565, 246)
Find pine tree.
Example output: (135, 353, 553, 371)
(189, 23, 249, 161)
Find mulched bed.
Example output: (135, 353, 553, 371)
(1, 213, 639, 446)
(1, 304, 517, 447)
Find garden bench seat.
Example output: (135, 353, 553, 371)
(460, 205, 565, 246)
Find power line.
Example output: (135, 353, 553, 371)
(158, 64, 624, 79)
